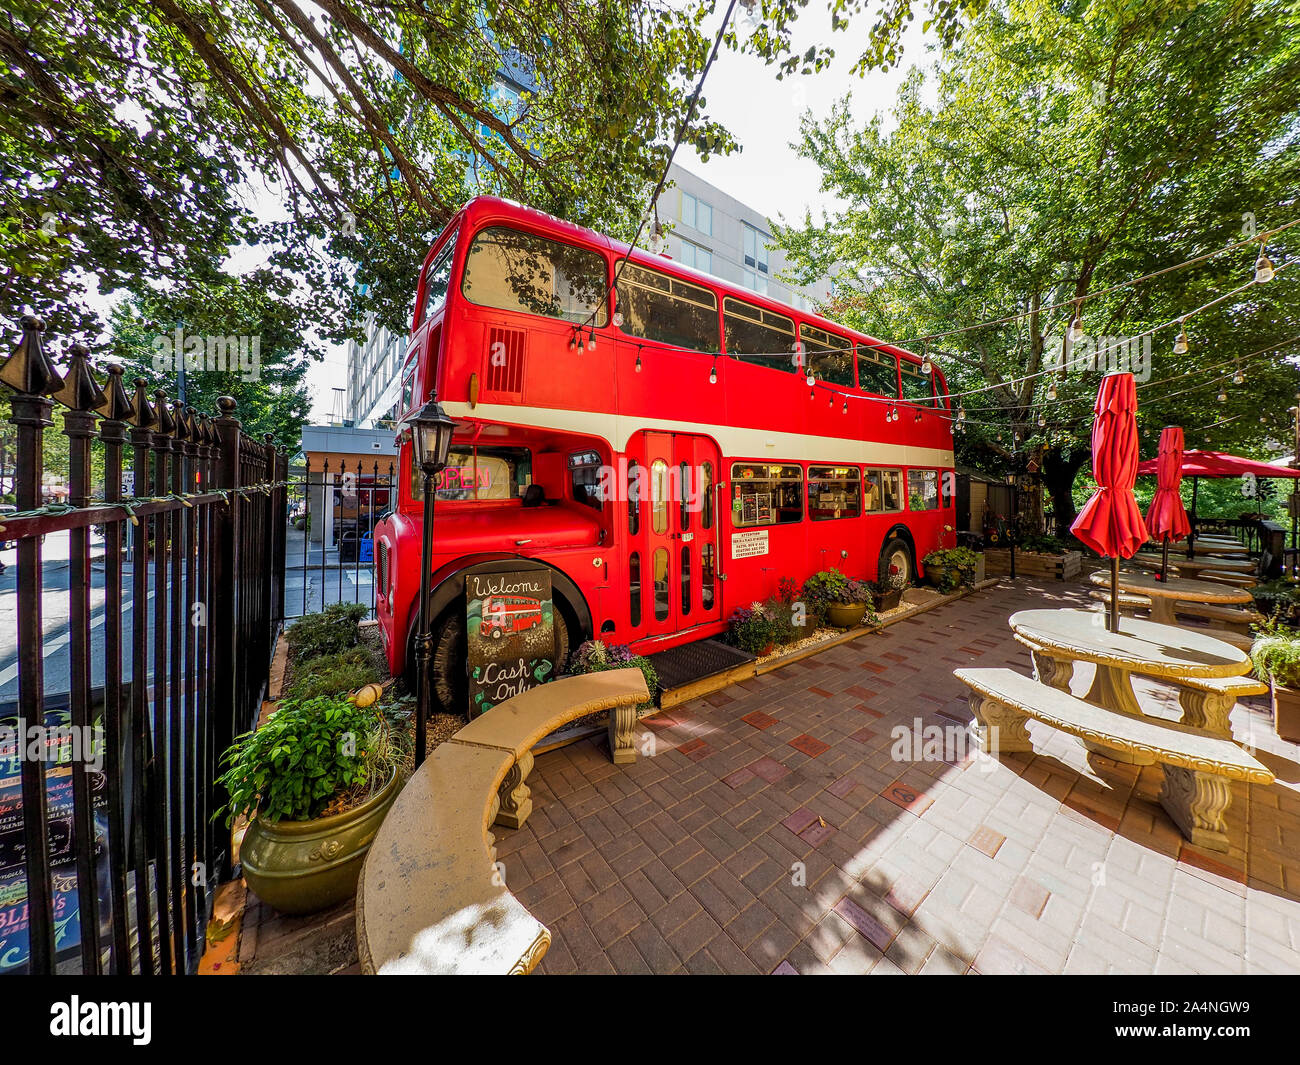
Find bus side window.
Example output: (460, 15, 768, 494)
(628, 459, 640, 535)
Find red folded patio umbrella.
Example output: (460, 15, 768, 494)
(1071, 372, 1148, 631)
(1145, 426, 1192, 579)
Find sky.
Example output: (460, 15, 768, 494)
(299, 5, 941, 422)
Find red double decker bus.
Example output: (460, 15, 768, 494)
(374, 196, 956, 713)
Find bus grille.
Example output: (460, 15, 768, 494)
(485, 326, 526, 396)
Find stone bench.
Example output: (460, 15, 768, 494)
(356, 668, 650, 974)
(1015, 634, 1264, 736)
(955, 667, 1273, 851)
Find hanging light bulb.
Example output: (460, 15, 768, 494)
(1255, 242, 1275, 283)
(1069, 302, 1085, 344)
(1260, 415, 1268, 423)
(587, 331, 597, 352)
(1037, 412, 1046, 427)
(805, 372, 814, 387)
(914, 409, 922, 423)
(568, 334, 577, 351)
(1217, 387, 1227, 402)
(1233, 366, 1244, 385)
(842, 398, 848, 414)
(709, 357, 717, 385)
(921, 350, 933, 375)
(1047, 381, 1058, 401)
(1174, 320, 1189, 355)
(635, 351, 643, 373)
(957, 405, 966, 424)
(827, 392, 833, 407)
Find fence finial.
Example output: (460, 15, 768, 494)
(52, 341, 107, 413)
(154, 389, 175, 435)
(130, 378, 156, 429)
(99, 364, 135, 423)
(0, 313, 63, 396)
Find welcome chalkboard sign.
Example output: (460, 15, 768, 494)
(465, 563, 556, 718)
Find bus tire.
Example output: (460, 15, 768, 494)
(413, 602, 575, 716)
(878, 536, 915, 587)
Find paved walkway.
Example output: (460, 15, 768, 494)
(496, 580, 1300, 974)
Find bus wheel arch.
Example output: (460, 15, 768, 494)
(401, 554, 592, 713)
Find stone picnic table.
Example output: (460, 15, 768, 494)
(1088, 569, 1254, 625)
(1130, 552, 1256, 583)
(1009, 607, 1250, 764)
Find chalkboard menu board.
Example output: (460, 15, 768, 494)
(465, 563, 556, 718)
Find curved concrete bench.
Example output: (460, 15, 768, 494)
(956, 667, 1273, 851)
(357, 668, 650, 974)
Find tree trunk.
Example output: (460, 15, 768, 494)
(1042, 447, 1088, 535)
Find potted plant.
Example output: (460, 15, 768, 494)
(217, 688, 404, 915)
(922, 547, 981, 593)
(1250, 625, 1300, 742)
(872, 563, 908, 611)
(803, 569, 878, 629)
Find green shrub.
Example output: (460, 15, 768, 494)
(1251, 626, 1300, 689)
(287, 646, 382, 702)
(216, 694, 396, 824)
(1251, 580, 1300, 625)
(286, 601, 368, 663)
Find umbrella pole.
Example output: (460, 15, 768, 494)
(1109, 556, 1120, 632)
(1161, 535, 1170, 581)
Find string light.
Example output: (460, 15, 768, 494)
(568, 333, 577, 351)
(635, 350, 642, 373)
(709, 356, 717, 385)
(1256, 242, 1275, 283)
(1173, 319, 1190, 355)
(957, 405, 966, 424)
(1217, 387, 1228, 402)
(842, 398, 848, 414)
(921, 345, 933, 375)
(586, 331, 597, 352)
(1047, 381, 1057, 401)
(1037, 412, 1046, 427)
(805, 372, 814, 386)
(1068, 301, 1084, 343)
(1233, 365, 1244, 385)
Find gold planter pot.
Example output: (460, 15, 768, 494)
(240, 765, 403, 915)
(826, 601, 867, 629)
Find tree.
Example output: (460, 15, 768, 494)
(104, 281, 315, 453)
(774, 0, 1300, 530)
(1, 0, 739, 343)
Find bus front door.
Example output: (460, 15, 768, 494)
(640, 432, 722, 639)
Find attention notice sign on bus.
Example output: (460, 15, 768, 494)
(465, 564, 556, 718)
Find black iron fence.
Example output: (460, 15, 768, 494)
(283, 457, 395, 620)
(0, 315, 287, 974)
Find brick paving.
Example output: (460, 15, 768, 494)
(496, 579, 1300, 975)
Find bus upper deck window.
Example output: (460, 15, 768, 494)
(461, 226, 609, 326)
(420, 229, 458, 325)
(857, 347, 899, 397)
(800, 325, 854, 387)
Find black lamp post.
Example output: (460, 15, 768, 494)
(407, 398, 456, 766)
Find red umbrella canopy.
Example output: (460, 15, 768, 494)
(1071, 372, 1149, 558)
(1145, 426, 1192, 543)
(1135, 449, 1300, 478)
